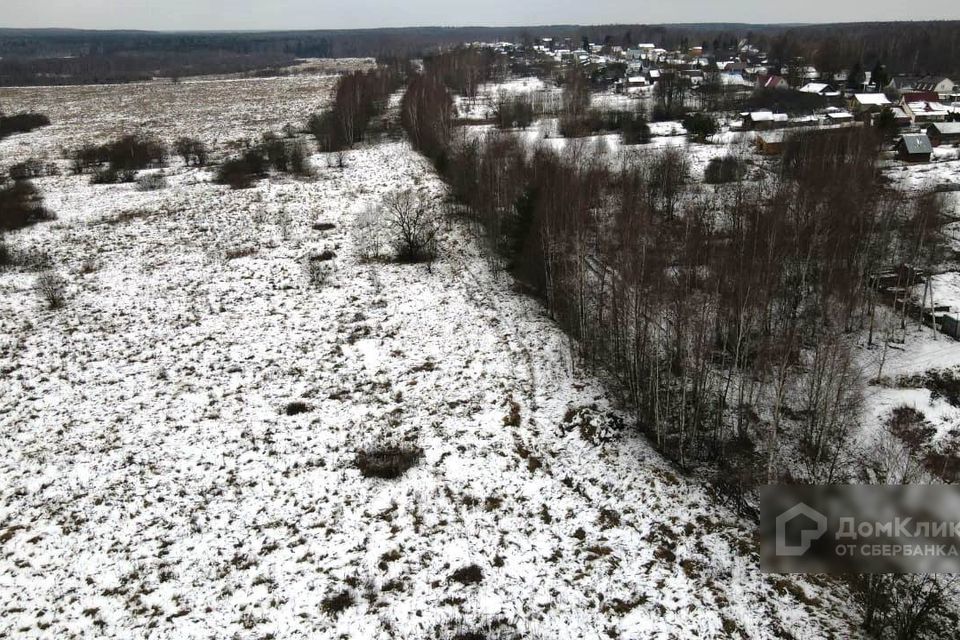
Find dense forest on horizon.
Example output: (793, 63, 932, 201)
(0, 21, 957, 86)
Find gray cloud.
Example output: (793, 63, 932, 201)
(2, 0, 958, 30)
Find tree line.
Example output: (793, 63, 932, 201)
(400, 53, 955, 636)
(4, 21, 957, 87)
(403, 51, 947, 493)
(308, 65, 407, 152)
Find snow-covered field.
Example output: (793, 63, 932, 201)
(0, 73, 342, 161)
(884, 154, 960, 194)
(0, 77, 866, 638)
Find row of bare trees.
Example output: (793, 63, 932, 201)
(396, 55, 955, 637)
(308, 65, 407, 152)
(402, 56, 947, 493)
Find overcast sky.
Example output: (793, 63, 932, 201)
(3, 0, 958, 31)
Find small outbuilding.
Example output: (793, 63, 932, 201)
(895, 134, 933, 162)
(926, 122, 960, 147)
(755, 131, 786, 155)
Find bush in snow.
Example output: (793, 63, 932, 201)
(621, 112, 652, 145)
(8, 158, 59, 181)
(0, 237, 52, 271)
(90, 166, 137, 185)
(174, 137, 208, 167)
(382, 189, 439, 265)
(494, 93, 535, 130)
(0, 180, 55, 231)
(261, 132, 291, 172)
(304, 250, 336, 288)
(283, 401, 312, 416)
(35, 270, 67, 309)
(352, 203, 385, 261)
(288, 141, 312, 176)
(559, 405, 625, 445)
(136, 173, 168, 191)
(704, 156, 747, 184)
(71, 134, 166, 175)
(214, 149, 267, 189)
(448, 564, 484, 586)
(0, 112, 50, 140)
(320, 590, 353, 617)
(355, 444, 422, 479)
(681, 112, 718, 141)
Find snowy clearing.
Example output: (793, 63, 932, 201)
(0, 78, 863, 638)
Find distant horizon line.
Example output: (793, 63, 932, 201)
(1, 19, 959, 35)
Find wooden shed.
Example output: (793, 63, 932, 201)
(895, 134, 933, 162)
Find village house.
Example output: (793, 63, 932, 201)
(741, 110, 789, 130)
(756, 74, 790, 90)
(926, 122, 960, 146)
(720, 72, 754, 88)
(825, 110, 855, 124)
(892, 76, 922, 91)
(619, 75, 650, 94)
(892, 76, 955, 97)
(902, 91, 941, 104)
(722, 61, 748, 74)
(913, 76, 956, 97)
(902, 96, 949, 123)
(851, 93, 891, 116)
(799, 82, 839, 96)
(625, 43, 657, 61)
(895, 133, 933, 162)
(887, 106, 913, 127)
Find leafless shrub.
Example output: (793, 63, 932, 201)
(136, 173, 168, 191)
(174, 137, 208, 167)
(0, 238, 51, 271)
(91, 167, 136, 184)
(355, 444, 422, 479)
(224, 245, 258, 260)
(283, 401, 312, 416)
(704, 156, 747, 184)
(289, 141, 312, 176)
(352, 203, 385, 261)
(327, 151, 348, 170)
(71, 134, 166, 175)
(0, 179, 55, 230)
(448, 564, 484, 586)
(382, 189, 440, 264)
(321, 590, 354, 616)
(78, 257, 100, 274)
(854, 575, 957, 640)
(494, 93, 534, 129)
(304, 250, 336, 288)
(9, 158, 59, 181)
(35, 270, 67, 309)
